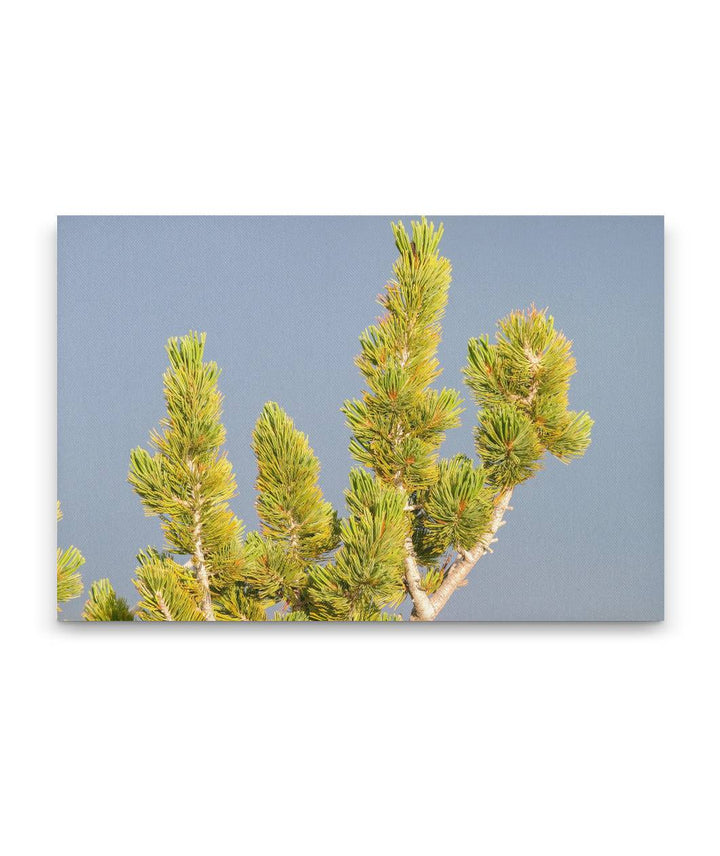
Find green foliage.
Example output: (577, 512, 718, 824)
(306, 471, 409, 620)
(57, 546, 84, 609)
(465, 307, 593, 487)
(420, 567, 444, 595)
(245, 402, 343, 616)
(133, 549, 206, 621)
(213, 583, 269, 621)
(343, 218, 463, 491)
(83, 579, 134, 621)
(127, 333, 262, 620)
(344, 467, 406, 520)
(237, 531, 308, 608)
(474, 404, 543, 488)
(365, 611, 403, 621)
(252, 402, 338, 559)
(414, 455, 495, 557)
(57, 501, 84, 611)
(128, 332, 245, 571)
(273, 609, 310, 621)
(541, 403, 593, 460)
(65, 223, 593, 622)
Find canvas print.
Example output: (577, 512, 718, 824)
(57, 216, 663, 621)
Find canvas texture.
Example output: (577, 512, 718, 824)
(57, 216, 663, 622)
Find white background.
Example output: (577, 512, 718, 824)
(2, 1, 717, 854)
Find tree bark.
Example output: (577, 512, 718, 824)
(191, 488, 216, 622)
(403, 537, 436, 621)
(193, 545, 216, 621)
(427, 487, 513, 618)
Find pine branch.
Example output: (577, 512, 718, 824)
(133, 550, 206, 621)
(272, 609, 310, 621)
(57, 501, 84, 612)
(344, 217, 462, 492)
(418, 305, 594, 620)
(246, 402, 340, 616)
(129, 333, 251, 620)
(189, 479, 215, 621)
(425, 487, 514, 618)
(213, 583, 269, 621)
(236, 532, 308, 612)
(344, 218, 466, 618)
(252, 402, 338, 561)
(83, 579, 134, 621)
(306, 471, 408, 620)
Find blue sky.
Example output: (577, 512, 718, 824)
(57, 216, 663, 621)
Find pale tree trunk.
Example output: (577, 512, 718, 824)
(193, 541, 216, 622)
(191, 483, 216, 622)
(403, 537, 435, 620)
(407, 487, 514, 621)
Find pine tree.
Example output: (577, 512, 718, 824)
(340, 219, 592, 618)
(75, 218, 592, 621)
